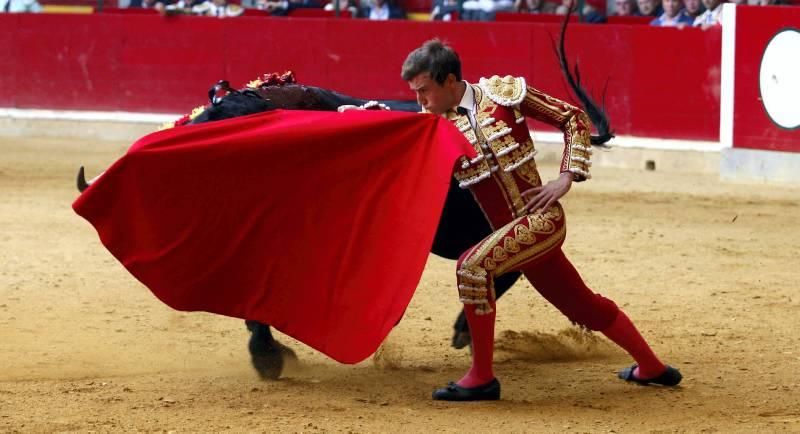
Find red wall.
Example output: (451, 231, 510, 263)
(732, 6, 800, 152)
(0, 14, 721, 140)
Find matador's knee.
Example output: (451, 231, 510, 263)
(456, 260, 495, 315)
(564, 294, 620, 331)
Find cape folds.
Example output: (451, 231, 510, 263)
(73, 109, 474, 364)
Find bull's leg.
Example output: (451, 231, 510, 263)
(451, 271, 521, 349)
(245, 320, 297, 380)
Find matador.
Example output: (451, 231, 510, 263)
(400, 39, 683, 401)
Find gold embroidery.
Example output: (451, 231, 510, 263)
(514, 224, 535, 244)
(475, 108, 494, 127)
(497, 169, 524, 217)
(492, 246, 508, 262)
(490, 134, 518, 167)
(495, 205, 565, 275)
(456, 203, 567, 311)
(471, 104, 526, 214)
(522, 90, 576, 124)
(519, 86, 593, 181)
(460, 205, 562, 275)
(503, 237, 520, 253)
(480, 119, 509, 145)
(468, 224, 511, 266)
(513, 107, 524, 123)
(495, 224, 566, 276)
(480, 75, 526, 106)
(562, 112, 592, 179)
(453, 82, 544, 191)
(516, 157, 542, 187)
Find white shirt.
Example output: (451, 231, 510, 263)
(457, 81, 479, 131)
(368, 3, 389, 19)
(456, 81, 495, 155)
(693, 3, 722, 27)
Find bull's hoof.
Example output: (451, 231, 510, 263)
(250, 347, 282, 380)
(452, 330, 472, 350)
(249, 337, 297, 380)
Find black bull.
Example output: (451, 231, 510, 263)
(192, 84, 522, 379)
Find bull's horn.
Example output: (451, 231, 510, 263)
(77, 166, 90, 193)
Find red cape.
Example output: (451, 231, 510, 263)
(73, 109, 473, 364)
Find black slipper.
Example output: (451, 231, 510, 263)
(432, 379, 501, 401)
(618, 364, 682, 386)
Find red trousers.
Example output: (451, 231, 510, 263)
(456, 164, 618, 331)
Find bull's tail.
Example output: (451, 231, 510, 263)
(557, 7, 614, 146)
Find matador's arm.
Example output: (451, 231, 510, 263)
(518, 87, 593, 181)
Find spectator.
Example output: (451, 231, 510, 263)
(361, 0, 405, 19)
(513, 0, 557, 13)
(430, 0, 459, 20)
(555, 0, 605, 22)
(683, 0, 703, 18)
(0, 0, 41, 12)
(461, 0, 513, 20)
(258, 0, 319, 15)
(692, 0, 720, 28)
(324, 0, 359, 16)
(613, 0, 639, 15)
(164, 0, 204, 13)
(650, 0, 693, 25)
(637, 0, 662, 16)
(193, 0, 244, 15)
(139, 0, 172, 11)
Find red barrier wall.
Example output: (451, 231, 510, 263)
(731, 6, 800, 152)
(0, 14, 721, 140)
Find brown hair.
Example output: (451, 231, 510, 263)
(401, 39, 462, 84)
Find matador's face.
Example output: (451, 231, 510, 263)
(407, 72, 459, 115)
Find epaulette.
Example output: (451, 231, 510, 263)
(478, 75, 527, 107)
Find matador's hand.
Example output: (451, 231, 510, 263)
(337, 101, 390, 112)
(521, 172, 573, 214)
(337, 105, 362, 112)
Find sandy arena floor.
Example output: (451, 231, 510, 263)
(1, 135, 799, 432)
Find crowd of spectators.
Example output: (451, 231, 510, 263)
(127, 0, 409, 18)
(142, 0, 794, 23)
(614, 0, 785, 26)
(0, 0, 792, 27)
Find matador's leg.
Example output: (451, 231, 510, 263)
(520, 252, 674, 381)
(451, 272, 518, 349)
(432, 178, 522, 348)
(442, 206, 566, 391)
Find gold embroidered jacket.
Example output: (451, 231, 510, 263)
(449, 75, 593, 188)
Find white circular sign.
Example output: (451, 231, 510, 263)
(759, 29, 800, 129)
